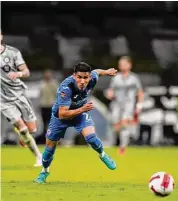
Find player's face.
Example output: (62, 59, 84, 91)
(118, 59, 132, 72)
(44, 70, 52, 80)
(74, 72, 91, 90)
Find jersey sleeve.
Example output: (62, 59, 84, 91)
(57, 86, 72, 107)
(14, 50, 25, 68)
(135, 75, 143, 91)
(91, 70, 99, 82)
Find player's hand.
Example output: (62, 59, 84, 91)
(82, 102, 95, 112)
(8, 72, 22, 80)
(106, 68, 117, 76)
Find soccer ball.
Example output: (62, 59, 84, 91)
(149, 172, 175, 196)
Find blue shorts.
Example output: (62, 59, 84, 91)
(46, 112, 95, 141)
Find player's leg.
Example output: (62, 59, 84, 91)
(1, 101, 41, 161)
(75, 112, 116, 170)
(34, 115, 67, 183)
(82, 126, 116, 170)
(24, 120, 42, 166)
(109, 103, 126, 154)
(117, 103, 136, 155)
(15, 97, 42, 166)
(35, 138, 57, 183)
(13, 119, 42, 164)
(117, 119, 130, 155)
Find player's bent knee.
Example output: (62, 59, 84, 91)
(14, 119, 26, 130)
(25, 121, 37, 133)
(29, 128, 37, 134)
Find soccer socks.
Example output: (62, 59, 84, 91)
(84, 133, 105, 156)
(19, 128, 41, 158)
(41, 146, 56, 173)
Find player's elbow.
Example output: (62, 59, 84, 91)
(26, 69, 30, 77)
(59, 114, 65, 119)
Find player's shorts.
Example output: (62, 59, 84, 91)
(0, 94, 37, 124)
(46, 112, 95, 141)
(110, 101, 135, 124)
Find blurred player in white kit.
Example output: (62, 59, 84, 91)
(0, 31, 42, 166)
(106, 56, 144, 155)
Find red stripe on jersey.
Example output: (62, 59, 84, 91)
(161, 173, 170, 189)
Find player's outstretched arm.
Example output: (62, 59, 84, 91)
(58, 102, 94, 119)
(94, 68, 117, 76)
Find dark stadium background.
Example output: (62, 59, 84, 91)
(1, 1, 178, 146)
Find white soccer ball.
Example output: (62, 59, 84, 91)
(149, 172, 175, 196)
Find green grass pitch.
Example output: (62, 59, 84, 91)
(1, 146, 178, 201)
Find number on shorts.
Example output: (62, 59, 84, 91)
(84, 113, 90, 121)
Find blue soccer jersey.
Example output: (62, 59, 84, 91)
(46, 70, 99, 141)
(52, 70, 99, 116)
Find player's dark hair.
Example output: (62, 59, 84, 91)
(74, 62, 91, 73)
(120, 56, 132, 63)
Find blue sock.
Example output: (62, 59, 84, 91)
(84, 133, 104, 154)
(42, 146, 56, 169)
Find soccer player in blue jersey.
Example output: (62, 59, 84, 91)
(35, 62, 117, 183)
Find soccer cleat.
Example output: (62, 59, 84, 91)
(34, 172, 50, 184)
(34, 156, 42, 167)
(99, 153, 116, 170)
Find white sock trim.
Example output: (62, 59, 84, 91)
(42, 167, 50, 173)
(100, 151, 105, 157)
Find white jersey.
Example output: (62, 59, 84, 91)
(109, 72, 142, 103)
(0, 45, 27, 102)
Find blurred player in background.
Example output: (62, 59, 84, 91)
(0, 31, 42, 166)
(39, 69, 58, 137)
(35, 62, 117, 183)
(106, 56, 144, 155)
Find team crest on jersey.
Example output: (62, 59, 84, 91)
(46, 129, 51, 136)
(2, 65, 11, 73)
(4, 57, 10, 63)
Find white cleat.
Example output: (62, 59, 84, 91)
(34, 156, 42, 167)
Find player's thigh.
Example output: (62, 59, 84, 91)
(110, 103, 122, 124)
(74, 112, 95, 134)
(16, 95, 37, 124)
(46, 115, 68, 141)
(1, 101, 22, 125)
(122, 102, 135, 125)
